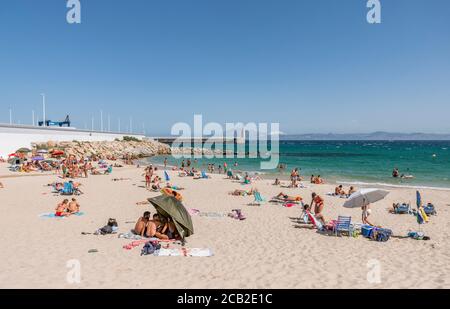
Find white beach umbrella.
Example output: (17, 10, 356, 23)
(343, 188, 389, 208)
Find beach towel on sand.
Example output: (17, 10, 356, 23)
(39, 212, 85, 219)
(122, 238, 176, 250)
(198, 212, 227, 218)
(156, 247, 213, 257)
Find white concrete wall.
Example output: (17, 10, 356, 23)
(0, 124, 145, 158)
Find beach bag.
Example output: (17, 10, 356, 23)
(423, 204, 436, 215)
(99, 225, 113, 235)
(141, 241, 161, 256)
(370, 228, 392, 242)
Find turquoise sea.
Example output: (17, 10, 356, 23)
(147, 141, 450, 190)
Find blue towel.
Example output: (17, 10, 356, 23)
(39, 212, 85, 219)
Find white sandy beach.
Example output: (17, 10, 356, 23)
(1, 162, 450, 289)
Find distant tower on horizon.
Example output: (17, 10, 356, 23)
(235, 128, 246, 144)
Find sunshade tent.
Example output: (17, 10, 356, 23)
(37, 149, 49, 154)
(148, 195, 194, 241)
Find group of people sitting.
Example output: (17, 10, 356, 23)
(49, 180, 83, 195)
(333, 185, 356, 197)
(54, 198, 81, 217)
(134, 211, 179, 240)
(310, 175, 325, 184)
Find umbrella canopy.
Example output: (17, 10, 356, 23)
(343, 188, 389, 208)
(31, 156, 44, 161)
(37, 149, 48, 154)
(164, 170, 170, 182)
(415, 191, 429, 225)
(148, 195, 194, 241)
(416, 191, 422, 209)
(16, 148, 31, 153)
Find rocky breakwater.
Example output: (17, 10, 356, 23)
(32, 139, 171, 158)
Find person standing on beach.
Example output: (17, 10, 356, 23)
(83, 162, 89, 178)
(223, 162, 228, 174)
(362, 204, 374, 226)
(290, 168, 299, 187)
(164, 158, 168, 168)
(311, 192, 325, 224)
(144, 167, 152, 189)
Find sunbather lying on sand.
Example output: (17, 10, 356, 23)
(229, 188, 255, 196)
(274, 192, 302, 202)
(165, 183, 185, 190)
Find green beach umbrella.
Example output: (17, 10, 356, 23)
(148, 195, 194, 242)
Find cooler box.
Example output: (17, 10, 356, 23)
(361, 225, 374, 238)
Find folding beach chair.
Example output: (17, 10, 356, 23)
(251, 191, 266, 206)
(334, 216, 353, 237)
(61, 182, 74, 195)
(394, 203, 411, 214)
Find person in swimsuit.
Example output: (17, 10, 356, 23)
(152, 214, 170, 240)
(275, 192, 302, 202)
(160, 217, 178, 239)
(0, 181, 4, 189)
(311, 192, 325, 224)
(362, 204, 374, 226)
(55, 199, 70, 217)
(68, 198, 80, 214)
(347, 186, 356, 196)
(135, 211, 153, 237)
(144, 168, 152, 189)
(335, 185, 345, 196)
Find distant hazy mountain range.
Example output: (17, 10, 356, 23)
(281, 132, 450, 141)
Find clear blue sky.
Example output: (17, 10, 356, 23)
(0, 0, 449, 135)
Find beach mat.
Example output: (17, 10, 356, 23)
(39, 212, 85, 219)
(156, 247, 213, 257)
